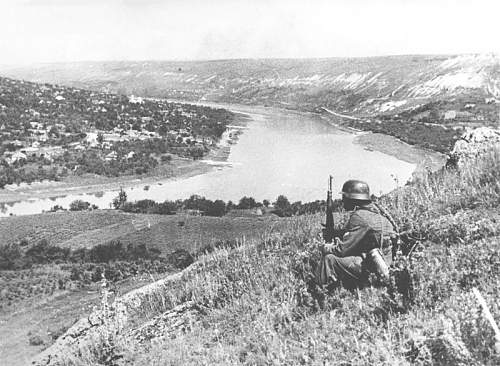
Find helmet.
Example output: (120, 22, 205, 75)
(341, 180, 371, 201)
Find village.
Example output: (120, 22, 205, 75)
(0, 77, 234, 187)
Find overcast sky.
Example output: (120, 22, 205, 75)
(1, 0, 499, 65)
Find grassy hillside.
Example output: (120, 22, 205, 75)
(0, 212, 285, 366)
(33, 145, 500, 365)
(0, 210, 279, 251)
(0, 210, 132, 247)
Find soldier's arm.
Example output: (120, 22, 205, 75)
(332, 224, 371, 257)
(322, 213, 370, 257)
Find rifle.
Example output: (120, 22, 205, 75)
(322, 175, 335, 243)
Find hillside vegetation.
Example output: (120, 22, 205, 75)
(0, 212, 288, 366)
(0, 76, 234, 187)
(33, 145, 500, 365)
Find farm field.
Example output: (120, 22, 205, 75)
(0, 210, 132, 247)
(0, 210, 285, 366)
(0, 210, 281, 251)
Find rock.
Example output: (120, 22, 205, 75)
(407, 332, 476, 366)
(448, 127, 500, 167)
(130, 301, 200, 343)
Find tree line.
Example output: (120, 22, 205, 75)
(108, 190, 342, 217)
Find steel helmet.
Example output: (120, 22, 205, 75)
(341, 180, 371, 201)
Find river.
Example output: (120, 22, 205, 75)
(0, 105, 415, 217)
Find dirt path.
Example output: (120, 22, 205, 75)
(0, 276, 160, 366)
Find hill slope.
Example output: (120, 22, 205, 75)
(2, 54, 499, 115)
(0, 76, 234, 187)
(0, 211, 284, 366)
(32, 143, 500, 365)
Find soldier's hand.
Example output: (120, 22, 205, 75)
(321, 243, 336, 255)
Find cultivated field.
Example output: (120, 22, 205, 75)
(0, 211, 285, 366)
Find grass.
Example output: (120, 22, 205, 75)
(0, 209, 282, 253)
(0, 212, 284, 366)
(0, 210, 132, 247)
(32, 145, 500, 366)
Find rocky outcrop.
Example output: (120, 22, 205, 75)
(448, 127, 500, 167)
(130, 301, 201, 344)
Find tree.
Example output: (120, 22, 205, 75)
(0, 243, 22, 270)
(263, 199, 270, 208)
(69, 200, 91, 211)
(207, 200, 226, 217)
(274, 195, 292, 217)
(112, 188, 127, 209)
(238, 196, 257, 209)
(49, 126, 60, 138)
(97, 132, 104, 144)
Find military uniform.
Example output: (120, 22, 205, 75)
(317, 202, 396, 288)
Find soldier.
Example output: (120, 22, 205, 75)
(316, 179, 397, 289)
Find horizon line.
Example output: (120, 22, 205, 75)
(2, 52, 499, 68)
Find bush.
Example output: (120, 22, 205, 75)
(88, 241, 126, 263)
(274, 195, 292, 216)
(0, 243, 22, 270)
(69, 199, 91, 211)
(237, 196, 259, 209)
(25, 239, 70, 265)
(168, 249, 194, 269)
(27, 332, 45, 346)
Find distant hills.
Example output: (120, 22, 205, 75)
(1, 54, 499, 152)
(1, 54, 499, 114)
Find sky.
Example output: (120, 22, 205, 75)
(0, 0, 499, 65)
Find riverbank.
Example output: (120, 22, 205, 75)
(0, 126, 240, 205)
(353, 132, 447, 179)
(0, 103, 444, 207)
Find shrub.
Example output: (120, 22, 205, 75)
(25, 239, 70, 265)
(0, 243, 22, 270)
(69, 199, 91, 211)
(27, 332, 45, 346)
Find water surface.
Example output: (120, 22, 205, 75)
(0, 107, 414, 216)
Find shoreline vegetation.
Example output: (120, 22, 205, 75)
(0, 103, 445, 206)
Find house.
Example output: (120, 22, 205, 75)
(30, 122, 44, 129)
(10, 151, 27, 163)
(129, 95, 144, 104)
(11, 140, 24, 147)
(444, 110, 457, 120)
(21, 146, 39, 157)
(184, 209, 203, 216)
(85, 132, 99, 145)
(105, 151, 118, 161)
(103, 133, 121, 142)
